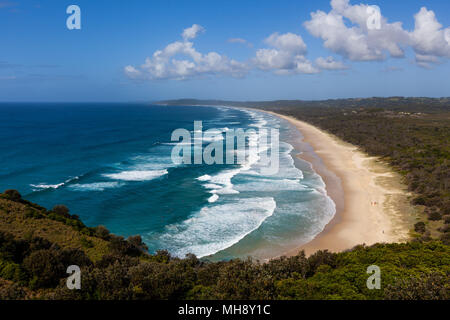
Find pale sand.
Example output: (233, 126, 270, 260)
(261, 111, 416, 256)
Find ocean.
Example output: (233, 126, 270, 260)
(0, 103, 335, 260)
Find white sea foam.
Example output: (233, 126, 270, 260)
(69, 182, 124, 192)
(103, 169, 168, 181)
(162, 142, 192, 146)
(30, 176, 79, 191)
(129, 154, 176, 170)
(207, 194, 219, 203)
(197, 175, 211, 181)
(197, 169, 240, 195)
(152, 106, 337, 259)
(153, 197, 276, 258)
(31, 182, 65, 190)
(155, 107, 333, 259)
(195, 110, 279, 200)
(235, 178, 308, 192)
(203, 183, 222, 189)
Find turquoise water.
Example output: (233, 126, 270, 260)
(0, 103, 335, 260)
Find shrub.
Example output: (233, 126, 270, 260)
(440, 233, 450, 245)
(412, 196, 426, 206)
(0, 260, 26, 282)
(307, 250, 336, 277)
(80, 236, 94, 248)
(384, 273, 449, 300)
(428, 211, 442, 221)
(419, 231, 433, 242)
(0, 232, 30, 263)
(58, 248, 92, 268)
(27, 236, 52, 253)
(152, 250, 171, 263)
(443, 215, 450, 224)
(263, 252, 309, 280)
(52, 205, 70, 217)
(414, 222, 426, 234)
(127, 235, 148, 252)
(95, 225, 110, 240)
(0, 281, 27, 300)
(24, 209, 43, 219)
(109, 235, 141, 257)
(22, 248, 91, 289)
(4, 189, 21, 201)
(426, 207, 442, 221)
(23, 249, 65, 288)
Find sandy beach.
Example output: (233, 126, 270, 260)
(261, 111, 416, 256)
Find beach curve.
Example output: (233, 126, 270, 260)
(258, 110, 415, 256)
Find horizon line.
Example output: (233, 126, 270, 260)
(1, 95, 450, 104)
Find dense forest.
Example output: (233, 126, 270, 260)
(162, 97, 450, 242)
(0, 190, 448, 300)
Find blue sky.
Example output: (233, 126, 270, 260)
(1, 0, 450, 102)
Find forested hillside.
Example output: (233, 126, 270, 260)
(0, 191, 448, 300)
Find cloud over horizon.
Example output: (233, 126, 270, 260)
(125, 0, 450, 81)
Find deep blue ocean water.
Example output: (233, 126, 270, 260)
(0, 103, 335, 260)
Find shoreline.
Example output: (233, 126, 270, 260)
(256, 110, 415, 256)
(162, 104, 416, 258)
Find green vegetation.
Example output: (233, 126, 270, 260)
(0, 193, 111, 262)
(0, 191, 448, 300)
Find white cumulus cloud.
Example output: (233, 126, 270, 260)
(182, 24, 205, 41)
(304, 0, 409, 61)
(304, 0, 450, 68)
(254, 32, 319, 74)
(265, 32, 307, 55)
(410, 7, 450, 68)
(125, 25, 247, 80)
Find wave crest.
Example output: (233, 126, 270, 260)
(103, 169, 168, 181)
